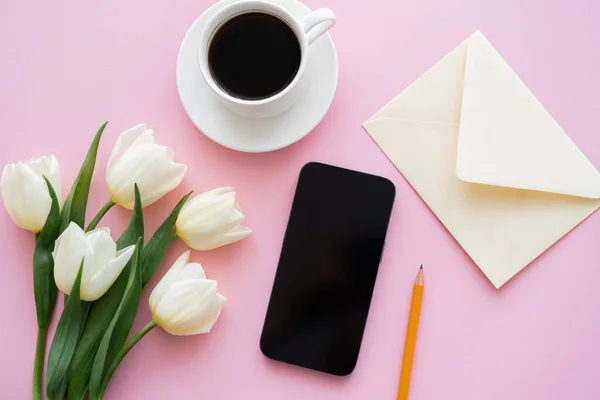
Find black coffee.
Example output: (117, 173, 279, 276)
(208, 12, 301, 100)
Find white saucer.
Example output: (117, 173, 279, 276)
(176, 0, 338, 153)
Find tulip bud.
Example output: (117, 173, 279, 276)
(53, 222, 135, 301)
(175, 187, 251, 250)
(1, 155, 61, 232)
(106, 124, 187, 210)
(149, 251, 226, 336)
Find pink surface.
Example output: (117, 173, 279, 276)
(1, 0, 599, 399)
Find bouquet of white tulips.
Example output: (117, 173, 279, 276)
(1, 122, 251, 400)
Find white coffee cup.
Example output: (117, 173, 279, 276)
(198, 0, 336, 119)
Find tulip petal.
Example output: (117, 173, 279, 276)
(82, 228, 116, 283)
(26, 155, 62, 205)
(176, 188, 249, 250)
(177, 191, 243, 233)
(180, 262, 206, 281)
(82, 244, 135, 301)
(200, 187, 235, 197)
(107, 142, 187, 209)
(168, 293, 227, 336)
(153, 279, 217, 335)
(183, 225, 252, 251)
(179, 188, 235, 216)
(129, 128, 156, 149)
(1, 155, 62, 232)
(138, 159, 187, 207)
(106, 124, 149, 171)
(175, 188, 234, 223)
(1, 161, 52, 232)
(149, 250, 191, 311)
(53, 223, 92, 295)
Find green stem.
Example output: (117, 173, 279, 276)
(86, 200, 116, 231)
(32, 326, 48, 400)
(101, 320, 157, 396)
(170, 231, 178, 241)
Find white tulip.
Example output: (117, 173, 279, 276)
(149, 251, 226, 336)
(175, 187, 251, 251)
(106, 124, 187, 210)
(0, 155, 61, 232)
(53, 222, 135, 301)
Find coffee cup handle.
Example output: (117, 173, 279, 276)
(301, 8, 336, 46)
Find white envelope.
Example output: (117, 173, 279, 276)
(363, 31, 600, 288)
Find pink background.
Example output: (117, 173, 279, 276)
(1, 0, 600, 399)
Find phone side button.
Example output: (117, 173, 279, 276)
(379, 241, 386, 264)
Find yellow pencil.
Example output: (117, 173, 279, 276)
(397, 265, 424, 400)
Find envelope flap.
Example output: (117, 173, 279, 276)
(456, 32, 600, 199)
(366, 39, 468, 125)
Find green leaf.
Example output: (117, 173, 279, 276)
(33, 177, 61, 328)
(89, 237, 143, 400)
(46, 259, 85, 400)
(79, 302, 92, 338)
(60, 122, 107, 232)
(116, 184, 144, 249)
(141, 191, 192, 286)
(67, 190, 189, 399)
(67, 185, 144, 400)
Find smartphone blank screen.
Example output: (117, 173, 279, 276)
(260, 162, 395, 376)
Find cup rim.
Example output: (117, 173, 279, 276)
(198, 0, 307, 106)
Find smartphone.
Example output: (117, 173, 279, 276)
(260, 162, 395, 376)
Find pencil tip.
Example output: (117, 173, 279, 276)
(415, 265, 424, 285)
